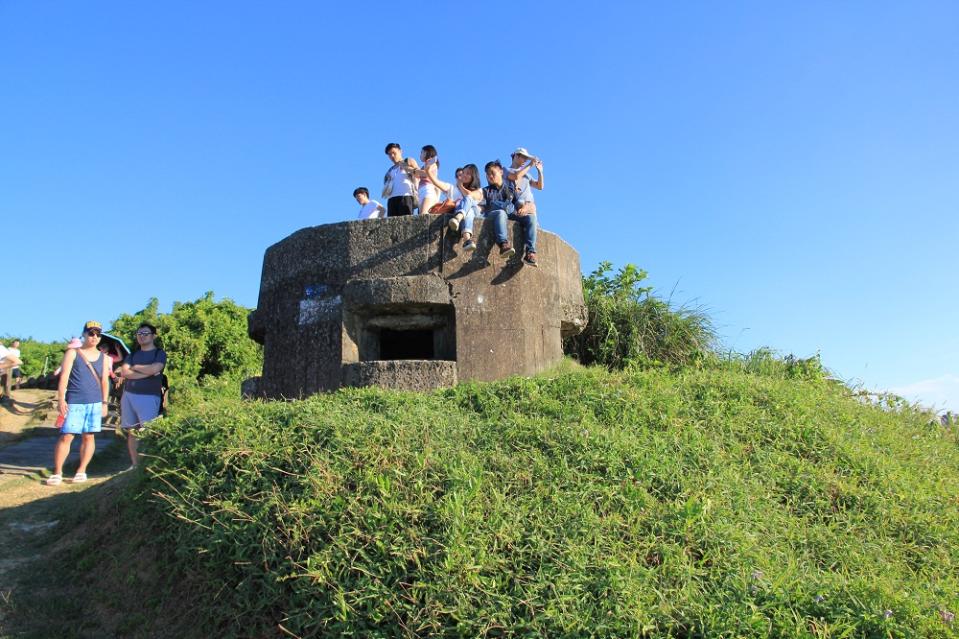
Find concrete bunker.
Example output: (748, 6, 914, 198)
(245, 215, 587, 397)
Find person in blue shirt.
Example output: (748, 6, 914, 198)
(482, 160, 538, 265)
(118, 322, 167, 470)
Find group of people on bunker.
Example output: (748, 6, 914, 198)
(353, 143, 544, 267)
(44, 320, 167, 486)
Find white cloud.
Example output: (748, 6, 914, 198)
(889, 374, 959, 414)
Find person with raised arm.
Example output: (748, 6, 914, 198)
(505, 147, 543, 266)
(415, 145, 442, 217)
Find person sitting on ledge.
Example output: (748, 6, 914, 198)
(482, 160, 538, 265)
(429, 164, 485, 252)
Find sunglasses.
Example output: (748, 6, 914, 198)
(136, 331, 153, 336)
(86, 330, 102, 337)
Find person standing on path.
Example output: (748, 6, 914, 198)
(118, 323, 166, 470)
(46, 321, 110, 486)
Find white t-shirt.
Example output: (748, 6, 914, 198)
(357, 200, 384, 220)
(0, 345, 8, 361)
(7, 347, 20, 360)
(387, 163, 416, 198)
(446, 183, 464, 202)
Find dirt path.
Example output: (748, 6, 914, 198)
(0, 390, 132, 636)
(0, 388, 57, 445)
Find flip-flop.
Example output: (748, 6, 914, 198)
(45, 474, 63, 486)
(71, 472, 88, 483)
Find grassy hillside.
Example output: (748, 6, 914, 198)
(81, 361, 957, 638)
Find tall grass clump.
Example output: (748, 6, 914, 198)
(564, 262, 715, 369)
(133, 365, 959, 638)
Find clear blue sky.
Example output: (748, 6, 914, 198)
(2, 2, 956, 411)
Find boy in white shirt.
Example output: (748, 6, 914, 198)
(354, 187, 386, 220)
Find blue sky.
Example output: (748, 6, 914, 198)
(2, 2, 956, 412)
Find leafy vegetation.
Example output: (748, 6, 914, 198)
(108, 292, 262, 386)
(114, 363, 959, 638)
(3, 292, 261, 387)
(564, 262, 715, 370)
(0, 336, 67, 377)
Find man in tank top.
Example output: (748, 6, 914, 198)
(46, 321, 110, 486)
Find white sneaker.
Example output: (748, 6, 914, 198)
(71, 472, 88, 483)
(45, 474, 62, 486)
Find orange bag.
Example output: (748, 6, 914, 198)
(428, 200, 456, 215)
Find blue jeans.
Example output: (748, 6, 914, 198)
(484, 210, 537, 252)
(456, 196, 483, 234)
(509, 212, 537, 253)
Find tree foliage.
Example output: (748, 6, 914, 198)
(0, 336, 68, 378)
(110, 292, 262, 386)
(564, 261, 715, 369)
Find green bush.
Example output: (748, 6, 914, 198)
(713, 347, 829, 381)
(564, 262, 715, 369)
(0, 337, 67, 378)
(110, 292, 262, 387)
(136, 366, 959, 638)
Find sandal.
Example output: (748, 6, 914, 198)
(45, 474, 63, 486)
(72, 472, 88, 483)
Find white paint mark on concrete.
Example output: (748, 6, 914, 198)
(298, 296, 342, 326)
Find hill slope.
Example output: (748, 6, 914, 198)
(16, 364, 959, 638)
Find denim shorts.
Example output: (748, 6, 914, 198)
(62, 402, 102, 434)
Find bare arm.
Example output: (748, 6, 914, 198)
(424, 163, 452, 193)
(100, 357, 110, 415)
(57, 349, 76, 415)
(506, 160, 534, 182)
(121, 358, 164, 379)
(530, 160, 544, 190)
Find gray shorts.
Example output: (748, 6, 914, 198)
(121, 392, 162, 429)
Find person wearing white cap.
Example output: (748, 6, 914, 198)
(506, 147, 544, 266)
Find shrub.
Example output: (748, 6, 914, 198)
(0, 337, 68, 378)
(564, 262, 715, 369)
(110, 292, 262, 387)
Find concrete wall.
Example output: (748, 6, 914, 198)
(246, 215, 586, 397)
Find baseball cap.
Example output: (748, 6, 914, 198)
(82, 320, 103, 334)
(511, 147, 534, 159)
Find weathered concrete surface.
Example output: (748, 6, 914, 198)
(342, 360, 457, 391)
(247, 216, 586, 397)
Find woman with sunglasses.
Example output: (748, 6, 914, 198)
(46, 321, 110, 486)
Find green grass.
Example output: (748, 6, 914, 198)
(109, 363, 959, 638)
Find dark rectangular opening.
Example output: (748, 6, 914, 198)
(379, 329, 434, 360)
